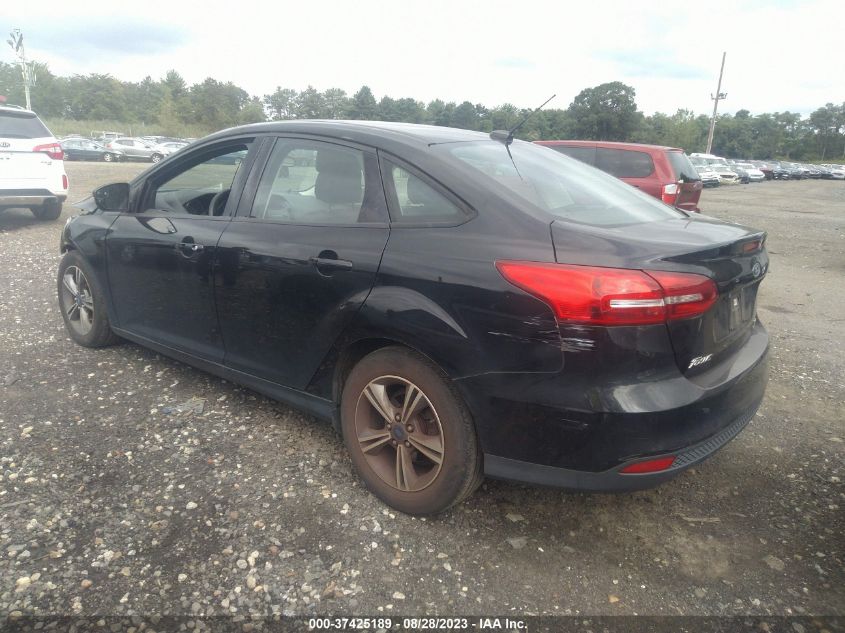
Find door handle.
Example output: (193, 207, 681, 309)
(177, 239, 204, 256)
(309, 255, 353, 273)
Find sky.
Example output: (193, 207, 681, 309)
(1, 0, 843, 116)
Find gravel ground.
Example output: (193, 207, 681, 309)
(1, 163, 843, 619)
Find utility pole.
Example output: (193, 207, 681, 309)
(705, 52, 727, 154)
(6, 29, 35, 110)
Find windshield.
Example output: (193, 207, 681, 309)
(438, 140, 684, 227)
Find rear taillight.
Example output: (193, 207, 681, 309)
(33, 142, 64, 160)
(495, 262, 717, 326)
(661, 182, 679, 205)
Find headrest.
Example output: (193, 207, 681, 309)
(315, 148, 363, 205)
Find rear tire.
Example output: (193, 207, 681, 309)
(57, 251, 120, 348)
(31, 200, 62, 221)
(151, 153, 163, 163)
(340, 346, 482, 515)
(103, 152, 113, 162)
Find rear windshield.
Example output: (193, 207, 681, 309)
(439, 140, 685, 227)
(667, 151, 700, 182)
(0, 110, 51, 139)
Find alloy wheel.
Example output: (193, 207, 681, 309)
(354, 376, 445, 492)
(60, 266, 94, 336)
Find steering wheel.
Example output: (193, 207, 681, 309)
(208, 189, 230, 216)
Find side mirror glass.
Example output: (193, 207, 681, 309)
(94, 182, 130, 212)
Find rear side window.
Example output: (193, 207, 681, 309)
(549, 145, 596, 165)
(0, 111, 51, 139)
(666, 151, 700, 182)
(250, 139, 386, 224)
(595, 148, 654, 178)
(383, 159, 467, 224)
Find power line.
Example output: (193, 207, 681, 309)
(705, 52, 727, 154)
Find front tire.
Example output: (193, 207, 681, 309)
(340, 346, 482, 515)
(57, 251, 120, 348)
(31, 200, 62, 221)
(150, 153, 163, 163)
(103, 152, 113, 162)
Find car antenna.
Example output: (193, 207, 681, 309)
(489, 94, 556, 181)
(490, 94, 556, 145)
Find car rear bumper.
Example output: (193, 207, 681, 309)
(459, 320, 769, 489)
(0, 189, 67, 208)
(484, 396, 761, 490)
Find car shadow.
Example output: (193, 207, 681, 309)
(0, 207, 48, 231)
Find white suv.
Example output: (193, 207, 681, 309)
(0, 104, 69, 221)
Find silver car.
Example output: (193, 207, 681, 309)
(105, 137, 170, 163)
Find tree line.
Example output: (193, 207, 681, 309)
(2, 62, 843, 161)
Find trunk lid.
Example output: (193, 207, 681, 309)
(550, 214, 768, 374)
(0, 136, 58, 184)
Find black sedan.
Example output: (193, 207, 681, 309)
(61, 138, 124, 162)
(56, 121, 770, 514)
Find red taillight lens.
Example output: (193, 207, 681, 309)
(620, 456, 676, 474)
(33, 143, 64, 160)
(645, 270, 717, 320)
(661, 182, 679, 205)
(495, 262, 717, 326)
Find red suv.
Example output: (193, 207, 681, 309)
(534, 140, 703, 212)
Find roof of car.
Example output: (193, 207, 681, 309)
(535, 139, 684, 152)
(206, 120, 489, 147)
(0, 104, 37, 115)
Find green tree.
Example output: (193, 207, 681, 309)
(238, 97, 267, 125)
(451, 101, 478, 130)
(323, 88, 348, 119)
(348, 86, 378, 120)
(567, 81, 640, 141)
(187, 78, 248, 129)
(296, 85, 325, 119)
(264, 87, 298, 120)
(808, 103, 841, 160)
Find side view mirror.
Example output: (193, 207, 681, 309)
(94, 182, 130, 212)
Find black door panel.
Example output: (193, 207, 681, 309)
(106, 216, 229, 361)
(214, 222, 389, 388)
(104, 140, 257, 362)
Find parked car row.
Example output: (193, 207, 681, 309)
(691, 153, 845, 182)
(59, 134, 192, 163)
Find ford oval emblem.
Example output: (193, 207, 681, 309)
(751, 261, 762, 278)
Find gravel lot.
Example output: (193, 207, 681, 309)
(1, 163, 843, 619)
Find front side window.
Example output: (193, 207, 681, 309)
(146, 144, 250, 216)
(250, 139, 385, 224)
(440, 140, 684, 227)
